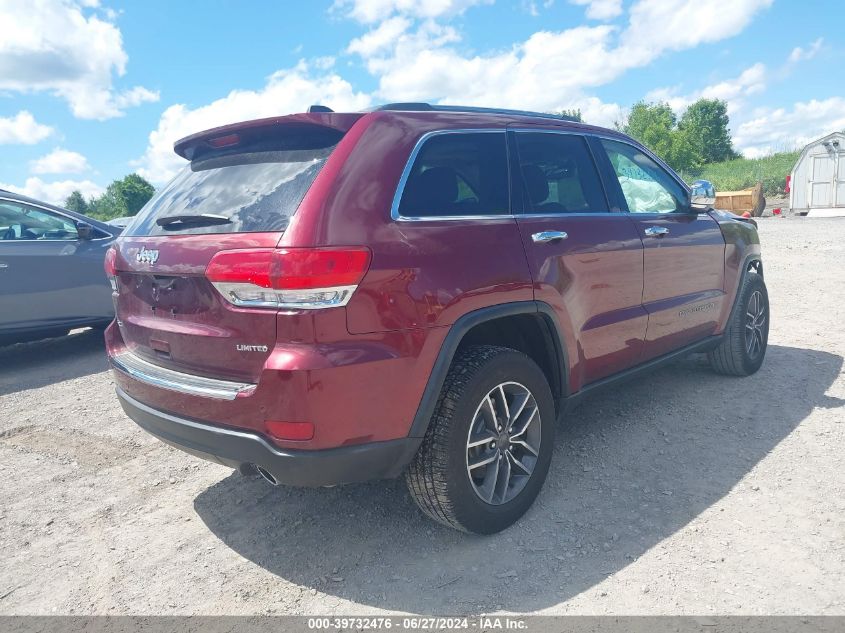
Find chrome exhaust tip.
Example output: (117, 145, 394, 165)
(254, 465, 279, 486)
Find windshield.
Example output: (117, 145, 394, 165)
(125, 146, 335, 236)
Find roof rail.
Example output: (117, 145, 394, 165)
(372, 103, 581, 122)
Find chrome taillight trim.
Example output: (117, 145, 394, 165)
(110, 351, 256, 401)
(210, 282, 359, 309)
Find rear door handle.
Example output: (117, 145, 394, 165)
(0, 261, 8, 270)
(644, 226, 670, 238)
(531, 230, 568, 243)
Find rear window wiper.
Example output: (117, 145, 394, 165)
(156, 214, 233, 229)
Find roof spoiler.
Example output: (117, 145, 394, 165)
(173, 112, 363, 161)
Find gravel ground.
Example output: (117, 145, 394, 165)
(1, 216, 843, 616)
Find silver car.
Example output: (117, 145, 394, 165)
(0, 190, 118, 344)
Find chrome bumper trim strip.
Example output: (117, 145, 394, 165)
(110, 352, 256, 401)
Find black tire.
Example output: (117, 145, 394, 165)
(708, 272, 769, 376)
(405, 345, 555, 534)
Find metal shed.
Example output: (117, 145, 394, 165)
(790, 131, 845, 217)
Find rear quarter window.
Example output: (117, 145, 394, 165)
(397, 131, 509, 218)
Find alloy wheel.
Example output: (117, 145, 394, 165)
(465, 381, 541, 505)
(745, 289, 767, 359)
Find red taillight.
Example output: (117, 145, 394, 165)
(785, 174, 791, 194)
(104, 246, 119, 292)
(104, 246, 118, 276)
(206, 249, 277, 288)
(265, 420, 314, 442)
(205, 247, 371, 309)
(275, 248, 372, 289)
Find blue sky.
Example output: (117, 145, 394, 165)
(1, 0, 843, 205)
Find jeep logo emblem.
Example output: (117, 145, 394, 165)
(136, 247, 160, 265)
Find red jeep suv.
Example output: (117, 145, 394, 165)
(105, 104, 768, 534)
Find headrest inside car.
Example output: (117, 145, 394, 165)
(522, 164, 549, 205)
(402, 167, 459, 216)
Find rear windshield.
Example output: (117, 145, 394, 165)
(124, 146, 335, 236)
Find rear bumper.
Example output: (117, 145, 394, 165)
(117, 387, 421, 487)
(111, 350, 255, 400)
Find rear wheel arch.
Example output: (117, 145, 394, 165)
(407, 302, 569, 438)
(405, 344, 556, 533)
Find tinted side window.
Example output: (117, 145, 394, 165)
(398, 132, 509, 218)
(0, 202, 78, 241)
(515, 133, 607, 214)
(601, 140, 689, 213)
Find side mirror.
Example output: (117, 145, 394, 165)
(690, 179, 716, 210)
(75, 221, 94, 240)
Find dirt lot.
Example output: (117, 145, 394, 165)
(1, 217, 843, 616)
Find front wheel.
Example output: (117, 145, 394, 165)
(708, 272, 769, 376)
(405, 345, 555, 534)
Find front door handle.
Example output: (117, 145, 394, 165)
(644, 226, 670, 238)
(0, 261, 8, 270)
(531, 230, 568, 243)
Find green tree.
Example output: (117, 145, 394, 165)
(621, 101, 701, 171)
(112, 173, 155, 215)
(624, 101, 676, 155)
(64, 190, 89, 214)
(679, 99, 738, 164)
(556, 108, 583, 122)
(87, 189, 122, 220)
(623, 101, 700, 172)
(86, 173, 155, 220)
(663, 127, 701, 174)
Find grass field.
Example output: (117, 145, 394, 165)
(681, 151, 799, 197)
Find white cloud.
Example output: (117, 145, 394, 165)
(0, 0, 159, 119)
(112, 86, 160, 110)
(617, 0, 773, 67)
(0, 177, 103, 206)
(361, 22, 620, 107)
(132, 0, 775, 184)
(734, 97, 845, 157)
(135, 61, 373, 184)
(333, 0, 490, 23)
(570, 0, 623, 20)
(523, 0, 555, 17)
(347, 16, 412, 57)
(348, 0, 771, 124)
(30, 148, 91, 175)
(567, 95, 625, 128)
(356, 19, 629, 125)
(646, 63, 767, 115)
(0, 111, 53, 145)
(788, 37, 823, 64)
(313, 56, 337, 70)
(703, 63, 766, 102)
